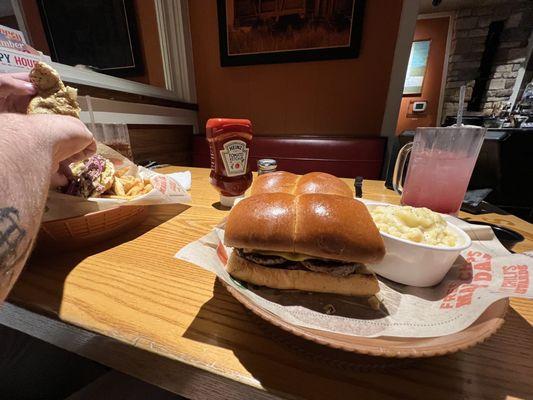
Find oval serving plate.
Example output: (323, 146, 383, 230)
(220, 278, 508, 358)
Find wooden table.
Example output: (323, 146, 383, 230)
(2, 167, 532, 400)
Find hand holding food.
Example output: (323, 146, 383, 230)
(27, 62, 80, 117)
(24, 61, 95, 187)
(4, 113, 95, 179)
(0, 72, 37, 113)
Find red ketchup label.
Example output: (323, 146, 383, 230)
(206, 118, 253, 206)
(220, 139, 249, 176)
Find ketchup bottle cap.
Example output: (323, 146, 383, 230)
(220, 194, 244, 208)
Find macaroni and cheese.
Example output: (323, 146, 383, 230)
(370, 205, 459, 247)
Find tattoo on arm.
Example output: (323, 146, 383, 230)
(0, 207, 28, 289)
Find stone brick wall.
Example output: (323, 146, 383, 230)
(442, 1, 533, 122)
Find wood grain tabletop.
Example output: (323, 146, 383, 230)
(5, 167, 533, 400)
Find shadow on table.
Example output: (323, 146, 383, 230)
(8, 203, 190, 317)
(413, 307, 533, 400)
(182, 280, 413, 398)
(242, 283, 396, 319)
(183, 280, 533, 399)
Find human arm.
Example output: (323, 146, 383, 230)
(0, 113, 96, 302)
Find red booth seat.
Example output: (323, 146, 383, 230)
(193, 135, 386, 179)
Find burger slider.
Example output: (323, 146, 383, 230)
(224, 193, 385, 297)
(251, 171, 353, 198)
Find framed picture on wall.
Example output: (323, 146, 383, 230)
(403, 40, 431, 95)
(37, 0, 144, 77)
(217, 0, 366, 67)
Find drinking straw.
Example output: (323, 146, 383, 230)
(85, 95, 96, 133)
(456, 85, 466, 126)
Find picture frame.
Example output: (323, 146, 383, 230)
(403, 40, 431, 95)
(217, 0, 366, 67)
(37, 0, 144, 77)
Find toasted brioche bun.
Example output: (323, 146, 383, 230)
(224, 193, 385, 263)
(227, 252, 379, 297)
(251, 171, 353, 198)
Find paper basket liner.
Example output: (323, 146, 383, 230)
(44, 143, 191, 221)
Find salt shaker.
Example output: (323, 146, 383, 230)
(257, 159, 277, 175)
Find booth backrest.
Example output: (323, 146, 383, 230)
(193, 135, 386, 179)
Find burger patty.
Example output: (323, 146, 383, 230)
(237, 251, 287, 266)
(235, 249, 365, 277)
(301, 261, 361, 277)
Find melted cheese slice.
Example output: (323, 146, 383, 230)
(242, 249, 313, 261)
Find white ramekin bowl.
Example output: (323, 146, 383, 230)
(368, 214, 472, 287)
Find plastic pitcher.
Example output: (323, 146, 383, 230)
(393, 126, 486, 214)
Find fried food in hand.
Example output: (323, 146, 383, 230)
(27, 62, 81, 118)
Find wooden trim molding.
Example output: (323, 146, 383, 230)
(79, 111, 198, 129)
(71, 83, 198, 110)
(51, 61, 194, 103)
(154, 0, 197, 103)
(379, 0, 420, 177)
(76, 97, 198, 131)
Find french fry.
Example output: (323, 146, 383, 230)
(104, 169, 153, 199)
(118, 176, 135, 193)
(113, 177, 126, 196)
(141, 184, 153, 194)
(127, 184, 143, 197)
(115, 166, 129, 178)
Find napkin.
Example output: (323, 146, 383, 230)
(166, 171, 192, 191)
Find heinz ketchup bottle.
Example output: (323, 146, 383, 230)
(206, 118, 253, 207)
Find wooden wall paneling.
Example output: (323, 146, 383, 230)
(127, 124, 194, 166)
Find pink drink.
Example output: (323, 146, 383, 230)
(401, 150, 478, 214)
(393, 126, 486, 215)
